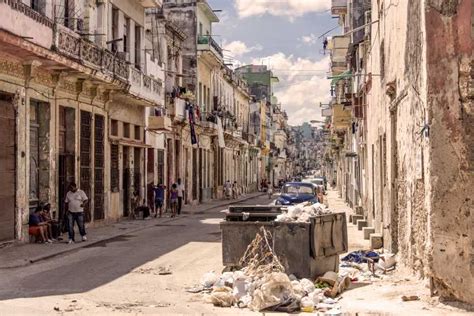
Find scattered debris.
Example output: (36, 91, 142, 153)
(402, 295, 420, 302)
(53, 307, 60, 312)
(132, 265, 172, 276)
(157, 266, 172, 275)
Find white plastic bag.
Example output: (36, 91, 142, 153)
(249, 272, 294, 311)
(201, 271, 219, 288)
(300, 278, 315, 294)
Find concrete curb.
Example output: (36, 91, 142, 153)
(0, 193, 265, 269)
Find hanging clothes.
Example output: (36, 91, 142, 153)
(188, 104, 199, 146)
(216, 117, 225, 148)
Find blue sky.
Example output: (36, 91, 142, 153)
(208, 0, 339, 125)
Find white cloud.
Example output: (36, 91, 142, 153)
(235, 0, 330, 19)
(300, 33, 318, 45)
(223, 40, 262, 57)
(250, 53, 330, 125)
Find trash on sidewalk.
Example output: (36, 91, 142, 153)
(401, 295, 420, 302)
(157, 266, 172, 275)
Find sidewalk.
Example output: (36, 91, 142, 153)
(325, 188, 369, 251)
(0, 192, 264, 269)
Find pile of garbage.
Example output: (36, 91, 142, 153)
(192, 227, 349, 314)
(276, 202, 333, 223)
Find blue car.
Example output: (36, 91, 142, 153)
(275, 182, 319, 205)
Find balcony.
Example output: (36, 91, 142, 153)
(331, 104, 352, 130)
(169, 98, 186, 122)
(331, 0, 347, 16)
(197, 35, 223, 63)
(328, 35, 350, 75)
(54, 24, 130, 82)
(148, 115, 172, 131)
(0, 0, 53, 49)
(129, 67, 164, 106)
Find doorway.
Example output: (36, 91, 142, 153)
(0, 94, 15, 242)
(58, 106, 75, 228)
(123, 146, 130, 217)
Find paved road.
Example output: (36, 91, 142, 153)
(0, 193, 469, 315)
(0, 195, 272, 315)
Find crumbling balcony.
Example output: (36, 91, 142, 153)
(0, 0, 54, 50)
(328, 35, 350, 75)
(331, 0, 347, 16)
(54, 24, 130, 83)
(148, 115, 172, 131)
(197, 35, 223, 64)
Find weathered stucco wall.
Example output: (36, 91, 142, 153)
(425, 0, 473, 304)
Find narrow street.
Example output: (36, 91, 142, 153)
(0, 193, 470, 315)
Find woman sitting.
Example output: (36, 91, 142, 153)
(40, 203, 60, 240)
(29, 207, 53, 243)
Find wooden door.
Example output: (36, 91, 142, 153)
(0, 94, 15, 241)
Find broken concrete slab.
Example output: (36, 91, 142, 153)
(363, 227, 375, 240)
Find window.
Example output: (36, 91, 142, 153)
(135, 26, 141, 69)
(134, 125, 141, 141)
(124, 18, 130, 54)
(111, 119, 118, 136)
(157, 150, 165, 185)
(111, 8, 119, 52)
(123, 122, 130, 138)
(199, 22, 203, 36)
(110, 144, 119, 192)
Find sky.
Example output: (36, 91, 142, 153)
(207, 0, 339, 126)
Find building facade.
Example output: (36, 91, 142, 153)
(326, 0, 473, 303)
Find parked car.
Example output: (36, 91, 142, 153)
(275, 182, 318, 205)
(303, 177, 326, 194)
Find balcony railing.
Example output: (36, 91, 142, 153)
(1, 0, 53, 28)
(331, 0, 347, 15)
(197, 35, 223, 59)
(54, 24, 130, 82)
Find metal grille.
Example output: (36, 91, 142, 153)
(80, 111, 92, 222)
(94, 114, 105, 220)
(110, 144, 119, 192)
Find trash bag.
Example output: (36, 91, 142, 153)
(249, 272, 295, 311)
(265, 297, 300, 313)
(308, 289, 324, 305)
(201, 271, 219, 288)
(300, 278, 315, 294)
(291, 280, 305, 300)
(215, 272, 234, 288)
(209, 286, 235, 307)
(341, 250, 379, 263)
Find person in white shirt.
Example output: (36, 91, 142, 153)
(65, 182, 88, 244)
(176, 178, 185, 215)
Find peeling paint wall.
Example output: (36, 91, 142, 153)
(425, 0, 473, 303)
(365, 0, 473, 304)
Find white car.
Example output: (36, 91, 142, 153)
(302, 178, 326, 194)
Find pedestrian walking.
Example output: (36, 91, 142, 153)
(224, 180, 232, 199)
(176, 178, 185, 215)
(170, 183, 178, 218)
(64, 182, 88, 244)
(153, 183, 165, 218)
(232, 181, 238, 199)
(267, 182, 273, 200)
